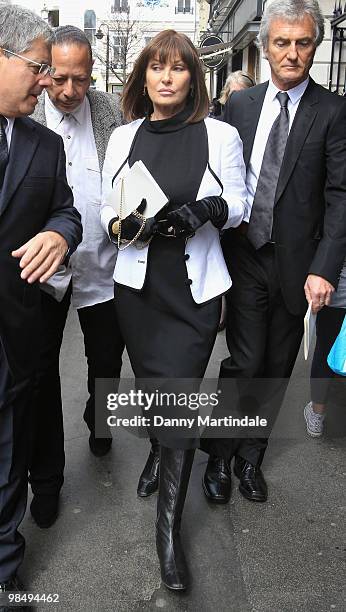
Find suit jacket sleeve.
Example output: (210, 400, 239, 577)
(100, 126, 121, 236)
(308, 100, 346, 287)
(217, 123, 248, 229)
(221, 96, 232, 124)
(41, 136, 82, 254)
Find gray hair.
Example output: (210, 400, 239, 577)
(258, 0, 325, 50)
(54, 26, 93, 62)
(219, 70, 255, 104)
(0, 4, 54, 54)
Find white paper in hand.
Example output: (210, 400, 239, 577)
(106, 160, 168, 219)
(304, 302, 317, 360)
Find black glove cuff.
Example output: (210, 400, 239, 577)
(204, 196, 228, 229)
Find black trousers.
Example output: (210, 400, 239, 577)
(0, 343, 33, 582)
(29, 284, 124, 496)
(216, 233, 304, 465)
(311, 306, 345, 404)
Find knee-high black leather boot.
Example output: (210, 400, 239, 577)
(156, 446, 195, 590)
(137, 438, 160, 497)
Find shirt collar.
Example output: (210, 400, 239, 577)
(45, 91, 87, 127)
(267, 77, 310, 105)
(70, 98, 87, 125)
(3, 116, 14, 130)
(3, 116, 14, 145)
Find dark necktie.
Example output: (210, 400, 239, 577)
(0, 115, 8, 189)
(247, 92, 290, 250)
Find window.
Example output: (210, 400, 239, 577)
(48, 10, 59, 27)
(112, 35, 125, 69)
(84, 10, 96, 45)
(176, 0, 193, 14)
(111, 0, 129, 14)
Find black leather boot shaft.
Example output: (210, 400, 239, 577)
(156, 446, 195, 591)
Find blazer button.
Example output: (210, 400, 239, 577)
(185, 278, 193, 285)
(184, 254, 190, 261)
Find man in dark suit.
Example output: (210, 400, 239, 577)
(0, 5, 82, 605)
(203, 0, 346, 504)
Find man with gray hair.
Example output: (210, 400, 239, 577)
(29, 26, 124, 529)
(0, 5, 82, 606)
(203, 0, 346, 504)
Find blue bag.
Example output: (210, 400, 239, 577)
(327, 314, 346, 376)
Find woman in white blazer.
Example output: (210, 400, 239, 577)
(101, 30, 247, 591)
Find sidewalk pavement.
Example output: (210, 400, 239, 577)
(21, 310, 345, 612)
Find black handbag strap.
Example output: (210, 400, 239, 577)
(202, 120, 224, 196)
(111, 124, 141, 188)
(112, 120, 224, 197)
(207, 162, 223, 195)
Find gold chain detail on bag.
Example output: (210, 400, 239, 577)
(117, 177, 146, 251)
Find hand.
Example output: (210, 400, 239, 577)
(304, 274, 335, 313)
(116, 199, 158, 243)
(166, 196, 228, 238)
(11, 231, 69, 284)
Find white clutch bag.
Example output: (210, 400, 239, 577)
(106, 160, 168, 220)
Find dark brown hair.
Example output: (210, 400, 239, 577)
(122, 30, 209, 123)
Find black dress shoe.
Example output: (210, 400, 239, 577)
(234, 456, 268, 502)
(0, 575, 26, 611)
(137, 442, 160, 497)
(202, 455, 232, 504)
(30, 493, 59, 528)
(88, 431, 112, 457)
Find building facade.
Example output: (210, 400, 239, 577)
(16, 0, 200, 91)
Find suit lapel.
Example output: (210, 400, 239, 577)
(241, 83, 268, 167)
(0, 117, 39, 217)
(275, 78, 319, 203)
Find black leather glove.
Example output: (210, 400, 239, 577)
(166, 196, 228, 238)
(109, 199, 158, 242)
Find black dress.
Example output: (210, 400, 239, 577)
(114, 108, 222, 448)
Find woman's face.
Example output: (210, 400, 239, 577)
(145, 54, 191, 118)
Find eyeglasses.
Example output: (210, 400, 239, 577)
(2, 48, 55, 76)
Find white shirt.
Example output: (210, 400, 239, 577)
(2, 116, 14, 148)
(42, 92, 117, 308)
(245, 78, 309, 221)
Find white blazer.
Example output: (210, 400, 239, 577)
(101, 116, 248, 304)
